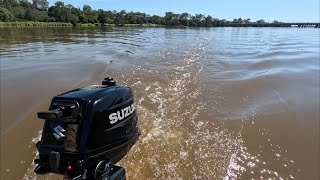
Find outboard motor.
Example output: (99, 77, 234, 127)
(34, 78, 140, 180)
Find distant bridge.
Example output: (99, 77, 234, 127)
(225, 22, 320, 28)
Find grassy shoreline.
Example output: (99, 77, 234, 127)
(0, 22, 165, 27)
(2, 22, 316, 28)
(0, 22, 109, 27)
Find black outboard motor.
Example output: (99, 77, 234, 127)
(34, 78, 140, 180)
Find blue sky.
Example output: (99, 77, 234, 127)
(49, 0, 319, 22)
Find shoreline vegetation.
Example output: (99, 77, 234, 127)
(1, 0, 319, 28)
(0, 21, 165, 27)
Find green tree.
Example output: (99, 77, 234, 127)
(54, 2, 73, 22)
(37, 10, 49, 21)
(78, 14, 87, 23)
(81, 5, 98, 24)
(69, 13, 78, 26)
(2, 0, 19, 12)
(48, 1, 74, 22)
(18, 0, 32, 8)
(114, 10, 126, 25)
(193, 14, 205, 26)
(256, 19, 266, 23)
(55, 1, 64, 7)
(212, 18, 219, 26)
(97, 9, 106, 24)
(126, 12, 137, 24)
(0, 0, 271, 27)
(32, 0, 48, 10)
(179, 13, 190, 26)
(83, 5, 92, 15)
(220, 19, 227, 26)
(135, 12, 148, 24)
(244, 18, 251, 24)
(71, 7, 81, 17)
(151, 15, 161, 24)
(86, 14, 97, 23)
(136, 16, 144, 24)
(97, 9, 114, 24)
(60, 7, 72, 22)
(164, 11, 176, 26)
(204, 15, 213, 27)
(25, 8, 38, 21)
(0, 6, 15, 21)
(13, 6, 26, 20)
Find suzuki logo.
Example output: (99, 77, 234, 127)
(109, 103, 136, 124)
(52, 125, 66, 140)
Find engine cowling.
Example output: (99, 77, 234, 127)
(34, 78, 140, 179)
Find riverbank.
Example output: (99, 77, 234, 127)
(0, 22, 165, 27)
(0, 22, 109, 27)
(1, 21, 319, 28)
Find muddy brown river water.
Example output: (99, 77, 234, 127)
(0, 27, 319, 180)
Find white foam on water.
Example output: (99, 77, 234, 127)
(22, 130, 42, 180)
(123, 34, 299, 179)
(118, 36, 246, 179)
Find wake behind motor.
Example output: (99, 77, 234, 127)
(34, 78, 140, 180)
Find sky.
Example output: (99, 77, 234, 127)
(49, 0, 320, 22)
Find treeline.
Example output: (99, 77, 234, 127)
(0, 0, 280, 26)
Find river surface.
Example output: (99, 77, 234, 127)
(0, 27, 319, 180)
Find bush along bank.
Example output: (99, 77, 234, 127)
(0, 22, 166, 27)
(0, 21, 72, 27)
(0, 22, 120, 27)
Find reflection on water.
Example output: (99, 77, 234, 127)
(0, 27, 319, 180)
